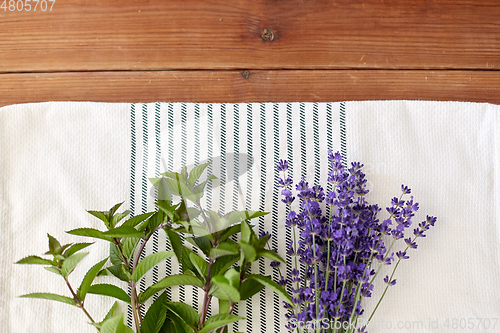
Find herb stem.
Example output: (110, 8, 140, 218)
(63, 277, 99, 331)
(199, 257, 214, 329)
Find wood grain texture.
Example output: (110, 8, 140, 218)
(1, 70, 499, 107)
(1, 0, 499, 72)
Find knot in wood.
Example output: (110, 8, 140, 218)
(261, 28, 275, 42)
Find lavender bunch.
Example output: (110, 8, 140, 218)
(274, 150, 436, 333)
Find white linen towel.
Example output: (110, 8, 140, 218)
(1, 101, 498, 333)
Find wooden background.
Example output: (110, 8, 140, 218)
(1, 0, 499, 106)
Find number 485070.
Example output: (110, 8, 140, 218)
(1, 0, 56, 11)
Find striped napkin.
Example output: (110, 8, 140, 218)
(2, 101, 499, 333)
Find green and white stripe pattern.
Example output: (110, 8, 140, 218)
(129, 102, 345, 332)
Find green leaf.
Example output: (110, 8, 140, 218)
(121, 236, 140, 263)
(210, 242, 239, 259)
(156, 177, 172, 201)
(240, 221, 251, 243)
(186, 161, 211, 187)
(90, 302, 120, 329)
(189, 252, 208, 280)
(197, 314, 245, 333)
(61, 252, 88, 277)
(211, 255, 240, 277)
(122, 212, 155, 229)
(99, 264, 130, 283)
(88, 284, 131, 303)
(224, 268, 240, 288)
(239, 241, 257, 262)
(239, 279, 264, 300)
(64, 242, 94, 258)
(218, 224, 242, 242)
(77, 257, 108, 302)
(131, 251, 174, 283)
(247, 274, 293, 306)
(101, 313, 133, 333)
(165, 302, 200, 327)
(258, 249, 286, 263)
(103, 226, 144, 238)
(167, 312, 191, 333)
(218, 299, 230, 314)
(110, 210, 131, 228)
(159, 318, 177, 333)
(142, 292, 169, 333)
(139, 275, 204, 303)
(44, 266, 63, 276)
(67, 228, 113, 242)
(165, 228, 183, 264)
(47, 234, 62, 254)
(211, 275, 240, 303)
(221, 211, 268, 231)
(19, 293, 76, 306)
(110, 243, 123, 266)
(16, 255, 54, 265)
(185, 236, 211, 257)
(88, 210, 111, 229)
(108, 202, 125, 217)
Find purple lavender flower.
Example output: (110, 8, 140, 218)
(384, 275, 397, 286)
(277, 159, 289, 172)
(275, 151, 436, 331)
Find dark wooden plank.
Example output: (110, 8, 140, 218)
(1, 0, 499, 72)
(1, 70, 499, 107)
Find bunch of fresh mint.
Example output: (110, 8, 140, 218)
(17, 162, 291, 333)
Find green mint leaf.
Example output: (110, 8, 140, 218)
(258, 249, 286, 263)
(64, 242, 94, 258)
(165, 302, 200, 327)
(47, 234, 62, 254)
(100, 313, 123, 333)
(240, 221, 251, 243)
(218, 299, 230, 314)
(239, 241, 257, 263)
(197, 314, 244, 333)
(186, 161, 211, 187)
(110, 211, 131, 228)
(224, 268, 240, 288)
(87, 210, 111, 229)
(141, 292, 169, 333)
(44, 266, 63, 276)
(109, 243, 123, 266)
(211, 276, 240, 303)
(167, 311, 192, 333)
(98, 264, 130, 283)
(210, 255, 240, 277)
(122, 212, 155, 229)
(121, 236, 140, 262)
(66, 228, 114, 242)
(103, 226, 144, 238)
(16, 255, 54, 265)
(61, 252, 88, 277)
(88, 284, 131, 304)
(185, 236, 211, 257)
(77, 257, 108, 302)
(165, 228, 183, 264)
(210, 241, 239, 259)
(239, 279, 264, 300)
(139, 275, 204, 303)
(131, 251, 174, 283)
(189, 252, 208, 280)
(247, 274, 293, 306)
(19, 292, 77, 306)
